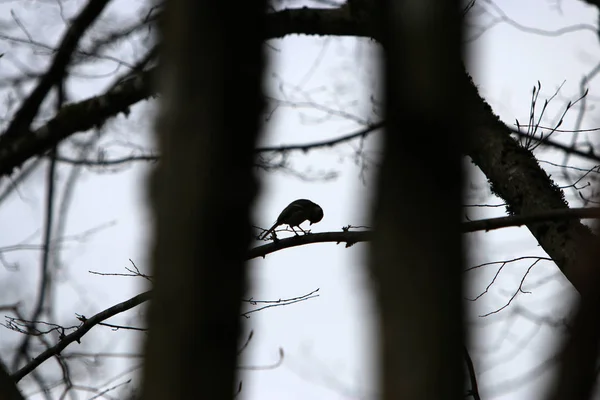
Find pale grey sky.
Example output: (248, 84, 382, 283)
(0, 1, 599, 399)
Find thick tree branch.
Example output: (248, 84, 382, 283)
(0, 70, 154, 176)
(265, 6, 368, 38)
(461, 72, 597, 289)
(463, 207, 600, 233)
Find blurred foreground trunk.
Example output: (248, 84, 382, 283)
(0, 361, 23, 400)
(547, 146, 600, 399)
(369, 2, 466, 399)
(141, 1, 266, 398)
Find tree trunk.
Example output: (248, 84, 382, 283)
(369, 1, 465, 398)
(141, 0, 266, 398)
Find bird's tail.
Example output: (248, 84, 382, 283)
(259, 222, 279, 240)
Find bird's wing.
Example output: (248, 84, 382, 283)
(277, 202, 306, 224)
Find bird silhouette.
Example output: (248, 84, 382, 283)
(260, 199, 324, 240)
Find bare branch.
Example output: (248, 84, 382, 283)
(462, 207, 600, 233)
(510, 127, 600, 164)
(255, 122, 382, 153)
(11, 291, 152, 383)
(0, 69, 155, 176)
(464, 346, 481, 400)
(1, 0, 111, 142)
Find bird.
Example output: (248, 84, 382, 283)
(260, 199, 324, 240)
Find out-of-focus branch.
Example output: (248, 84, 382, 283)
(255, 122, 382, 153)
(0, 69, 155, 176)
(0, 0, 111, 142)
(0, 6, 360, 178)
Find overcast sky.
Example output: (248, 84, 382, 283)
(0, 0, 599, 399)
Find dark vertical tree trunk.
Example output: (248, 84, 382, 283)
(369, 2, 466, 399)
(547, 163, 600, 399)
(0, 361, 23, 400)
(141, 0, 266, 398)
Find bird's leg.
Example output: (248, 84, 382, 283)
(290, 226, 300, 236)
(298, 225, 308, 235)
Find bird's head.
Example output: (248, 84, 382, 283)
(308, 204, 324, 225)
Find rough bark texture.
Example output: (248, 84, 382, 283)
(141, 0, 265, 398)
(461, 73, 596, 290)
(369, 1, 465, 399)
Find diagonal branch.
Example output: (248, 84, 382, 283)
(0, 69, 155, 176)
(11, 291, 152, 383)
(460, 71, 597, 289)
(0, 0, 111, 142)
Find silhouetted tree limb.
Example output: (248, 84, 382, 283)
(0, 0, 111, 143)
(255, 122, 383, 153)
(510, 127, 600, 163)
(462, 207, 600, 233)
(463, 346, 481, 400)
(0, 69, 155, 176)
(11, 291, 151, 383)
(461, 72, 597, 290)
